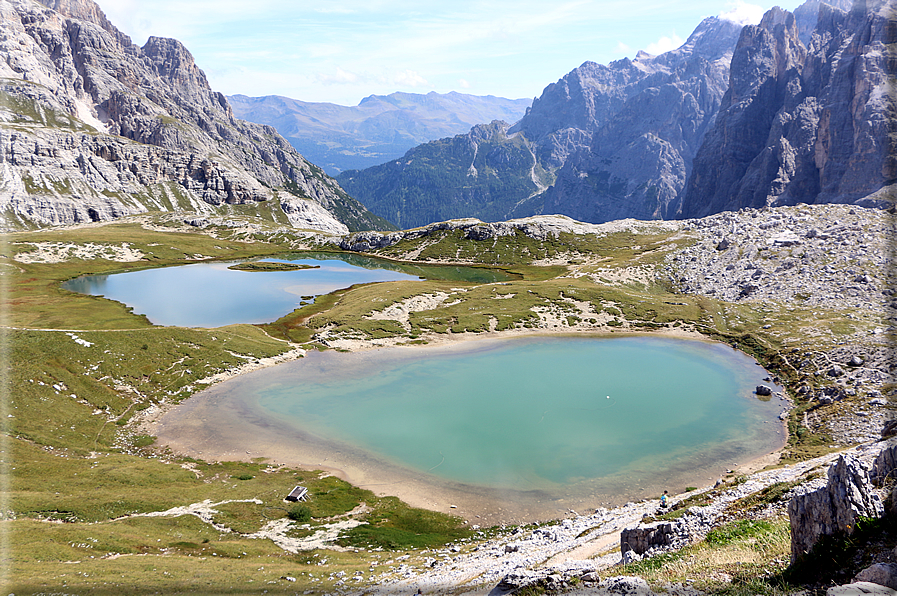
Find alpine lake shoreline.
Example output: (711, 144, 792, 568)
(3, 203, 894, 594)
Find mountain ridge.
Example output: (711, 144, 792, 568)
(334, 0, 890, 230)
(336, 13, 745, 229)
(229, 91, 531, 176)
(0, 0, 392, 232)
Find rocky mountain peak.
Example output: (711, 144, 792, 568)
(1, 0, 389, 231)
(679, 0, 894, 218)
(670, 16, 744, 63)
(468, 120, 510, 143)
(35, 0, 131, 46)
(142, 36, 208, 89)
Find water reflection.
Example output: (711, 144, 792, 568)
(63, 252, 512, 327)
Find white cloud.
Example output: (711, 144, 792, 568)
(644, 34, 684, 56)
(317, 67, 359, 85)
(459, 78, 471, 89)
(391, 69, 430, 88)
(614, 41, 631, 55)
(718, 1, 765, 26)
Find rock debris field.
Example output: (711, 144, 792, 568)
(667, 203, 895, 313)
(664, 204, 896, 447)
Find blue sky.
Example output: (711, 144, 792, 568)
(95, 0, 802, 106)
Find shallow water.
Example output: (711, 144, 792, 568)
(62, 252, 510, 327)
(174, 336, 785, 514)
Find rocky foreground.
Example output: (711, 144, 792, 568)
(348, 439, 895, 595)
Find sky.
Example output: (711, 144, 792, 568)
(94, 0, 803, 107)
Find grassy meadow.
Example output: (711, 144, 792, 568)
(0, 215, 877, 593)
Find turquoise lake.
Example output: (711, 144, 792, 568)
(62, 252, 511, 327)
(172, 335, 785, 512)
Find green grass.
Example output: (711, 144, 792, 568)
(8, 326, 292, 452)
(705, 520, 777, 546)
(339, 496, 472, 550)
(1, 217, 877, 593)
(227, 262, 318, 272)
(611, 518, 794, 594)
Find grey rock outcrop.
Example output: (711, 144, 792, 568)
(788, 454, 884, 562)
(855, 563, 897, 590)
(679, 0, 895, 217)
(0, 0, 389, 232)
(620, 522, 677, 556)
(337, 14, 745, 229)
(499, 571, 656, 595)
(827, 583, 897, 596)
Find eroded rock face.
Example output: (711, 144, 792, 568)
(620, 522, 676, 556)
(338, 15, 744, 229)
(788, 454, 884, 562)
(680, 0, 895, 217)
(533, 17, 742, 224)
(0, 0, 386, 232)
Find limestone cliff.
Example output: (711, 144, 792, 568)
(337, 0, 886, 229)
(0, 0, 392, 232)
(529, 16, 741, 223)
(679, 0, 895, 217)
(338, 15, 744, 229)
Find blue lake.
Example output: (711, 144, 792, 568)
(157, 335, 786, 519)
(62, 252, 511, 327)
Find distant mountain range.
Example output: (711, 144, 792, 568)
(333, 0, 893, 230)
(229, 92, 531, 176)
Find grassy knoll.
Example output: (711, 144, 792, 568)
(1, 216, 876, 593)
(9, 326, 292, 452)
(227, 262, 319, 272)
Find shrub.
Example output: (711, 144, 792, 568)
(287, 505, 312, 522)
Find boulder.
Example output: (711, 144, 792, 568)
(827, 582, 897, 595)
(601, 576, 654, 595)
(620, 522, 675, 555)
(756, 385, 773, 396)
(855, 563, 897, 590)
(788, 455, 884, 562)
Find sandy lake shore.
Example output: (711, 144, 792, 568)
(145, 327, 788, 526)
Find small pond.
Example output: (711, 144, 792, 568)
(62, 252, 512, 327)
(154, 335, 786, 520)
